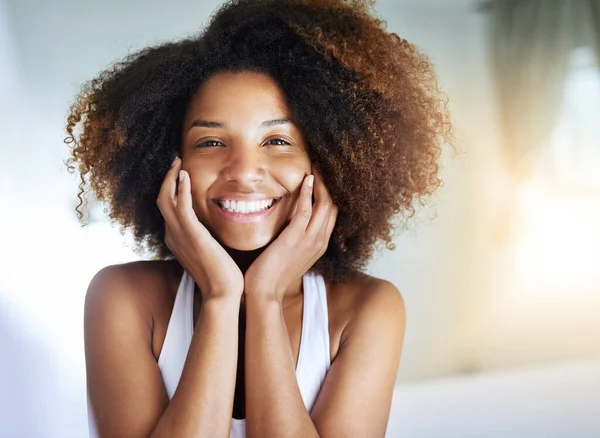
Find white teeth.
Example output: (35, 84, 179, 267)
(218, 198, 275, 214)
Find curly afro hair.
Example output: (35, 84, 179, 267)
(65, 0, 452, 282)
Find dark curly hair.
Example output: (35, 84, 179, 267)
(65, 0, 452, 282)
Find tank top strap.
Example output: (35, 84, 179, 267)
(295, 271, 331, 411)
(157, 270, 195, 399)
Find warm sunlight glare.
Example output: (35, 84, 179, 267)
(514, 181, 600, 295)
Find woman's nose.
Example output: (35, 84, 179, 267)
(222, 148, 266, 185)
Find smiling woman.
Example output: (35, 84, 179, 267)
(64, 0, 452, 437)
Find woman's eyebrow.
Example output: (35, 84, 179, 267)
(187, 117, 294, 131)
(260, 117, 293, 127)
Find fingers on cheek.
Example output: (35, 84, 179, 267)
(298, 174, 309, 195)
(305, 175, 315, 208)
(291, 177, 311, 217)
(176, 170, 186, 197)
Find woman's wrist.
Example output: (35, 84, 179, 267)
(244, 292, 284, 312)
(199, 293, 242, 313)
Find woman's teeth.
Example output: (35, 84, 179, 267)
(218, 199, 275, 214)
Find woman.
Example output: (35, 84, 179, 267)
(66, 0, 451, 436)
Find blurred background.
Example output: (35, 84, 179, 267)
(0, 0, 598, 437)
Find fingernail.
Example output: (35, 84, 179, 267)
(308, 175, 314, 188)
(171, 156, 179, 167)
(179, 170, 184, 182)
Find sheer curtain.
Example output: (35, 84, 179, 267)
(483, 0, 600, 248)
(488, 0, 575, 179)
(487, 0, 600, 179)
(587, 1, 600, 62)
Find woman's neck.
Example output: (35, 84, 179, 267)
(224, 246, 264, 275)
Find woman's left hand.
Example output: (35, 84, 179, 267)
(244, 167, 338, 302)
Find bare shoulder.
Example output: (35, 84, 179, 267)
(85, 260, 181, 332)
(87, 259, 180, 294)
(328, 273, 404, 321)
(350, 273, 403, 311)
(325, 273, 406, 358)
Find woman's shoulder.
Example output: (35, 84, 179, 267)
(84, 260, 182, 325)
(90, 259, 181, 286)
(327, 272, 403, 313)
(325, 273, 405, 347)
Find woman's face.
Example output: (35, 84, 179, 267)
(180, 71, 311, 251)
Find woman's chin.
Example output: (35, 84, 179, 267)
(218, 234, 274, 252)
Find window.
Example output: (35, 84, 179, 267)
(514, 45, 600, 295)
(547, 46, 600, 190)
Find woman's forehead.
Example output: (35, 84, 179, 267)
(185, 71, 294, 126)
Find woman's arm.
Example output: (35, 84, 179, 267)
(85, 264, 241, 438)
(244, 280, 405, 438)
(244, 294, 319, 438)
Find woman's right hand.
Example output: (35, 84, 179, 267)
(156, 156, 244, 300)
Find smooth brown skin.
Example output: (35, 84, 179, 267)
(85, 71, 406, 438)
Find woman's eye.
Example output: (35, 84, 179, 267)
(195, 140, 223, 148)
(266, 138, 290, 146)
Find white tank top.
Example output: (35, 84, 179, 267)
(88, 270, 331, 438)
